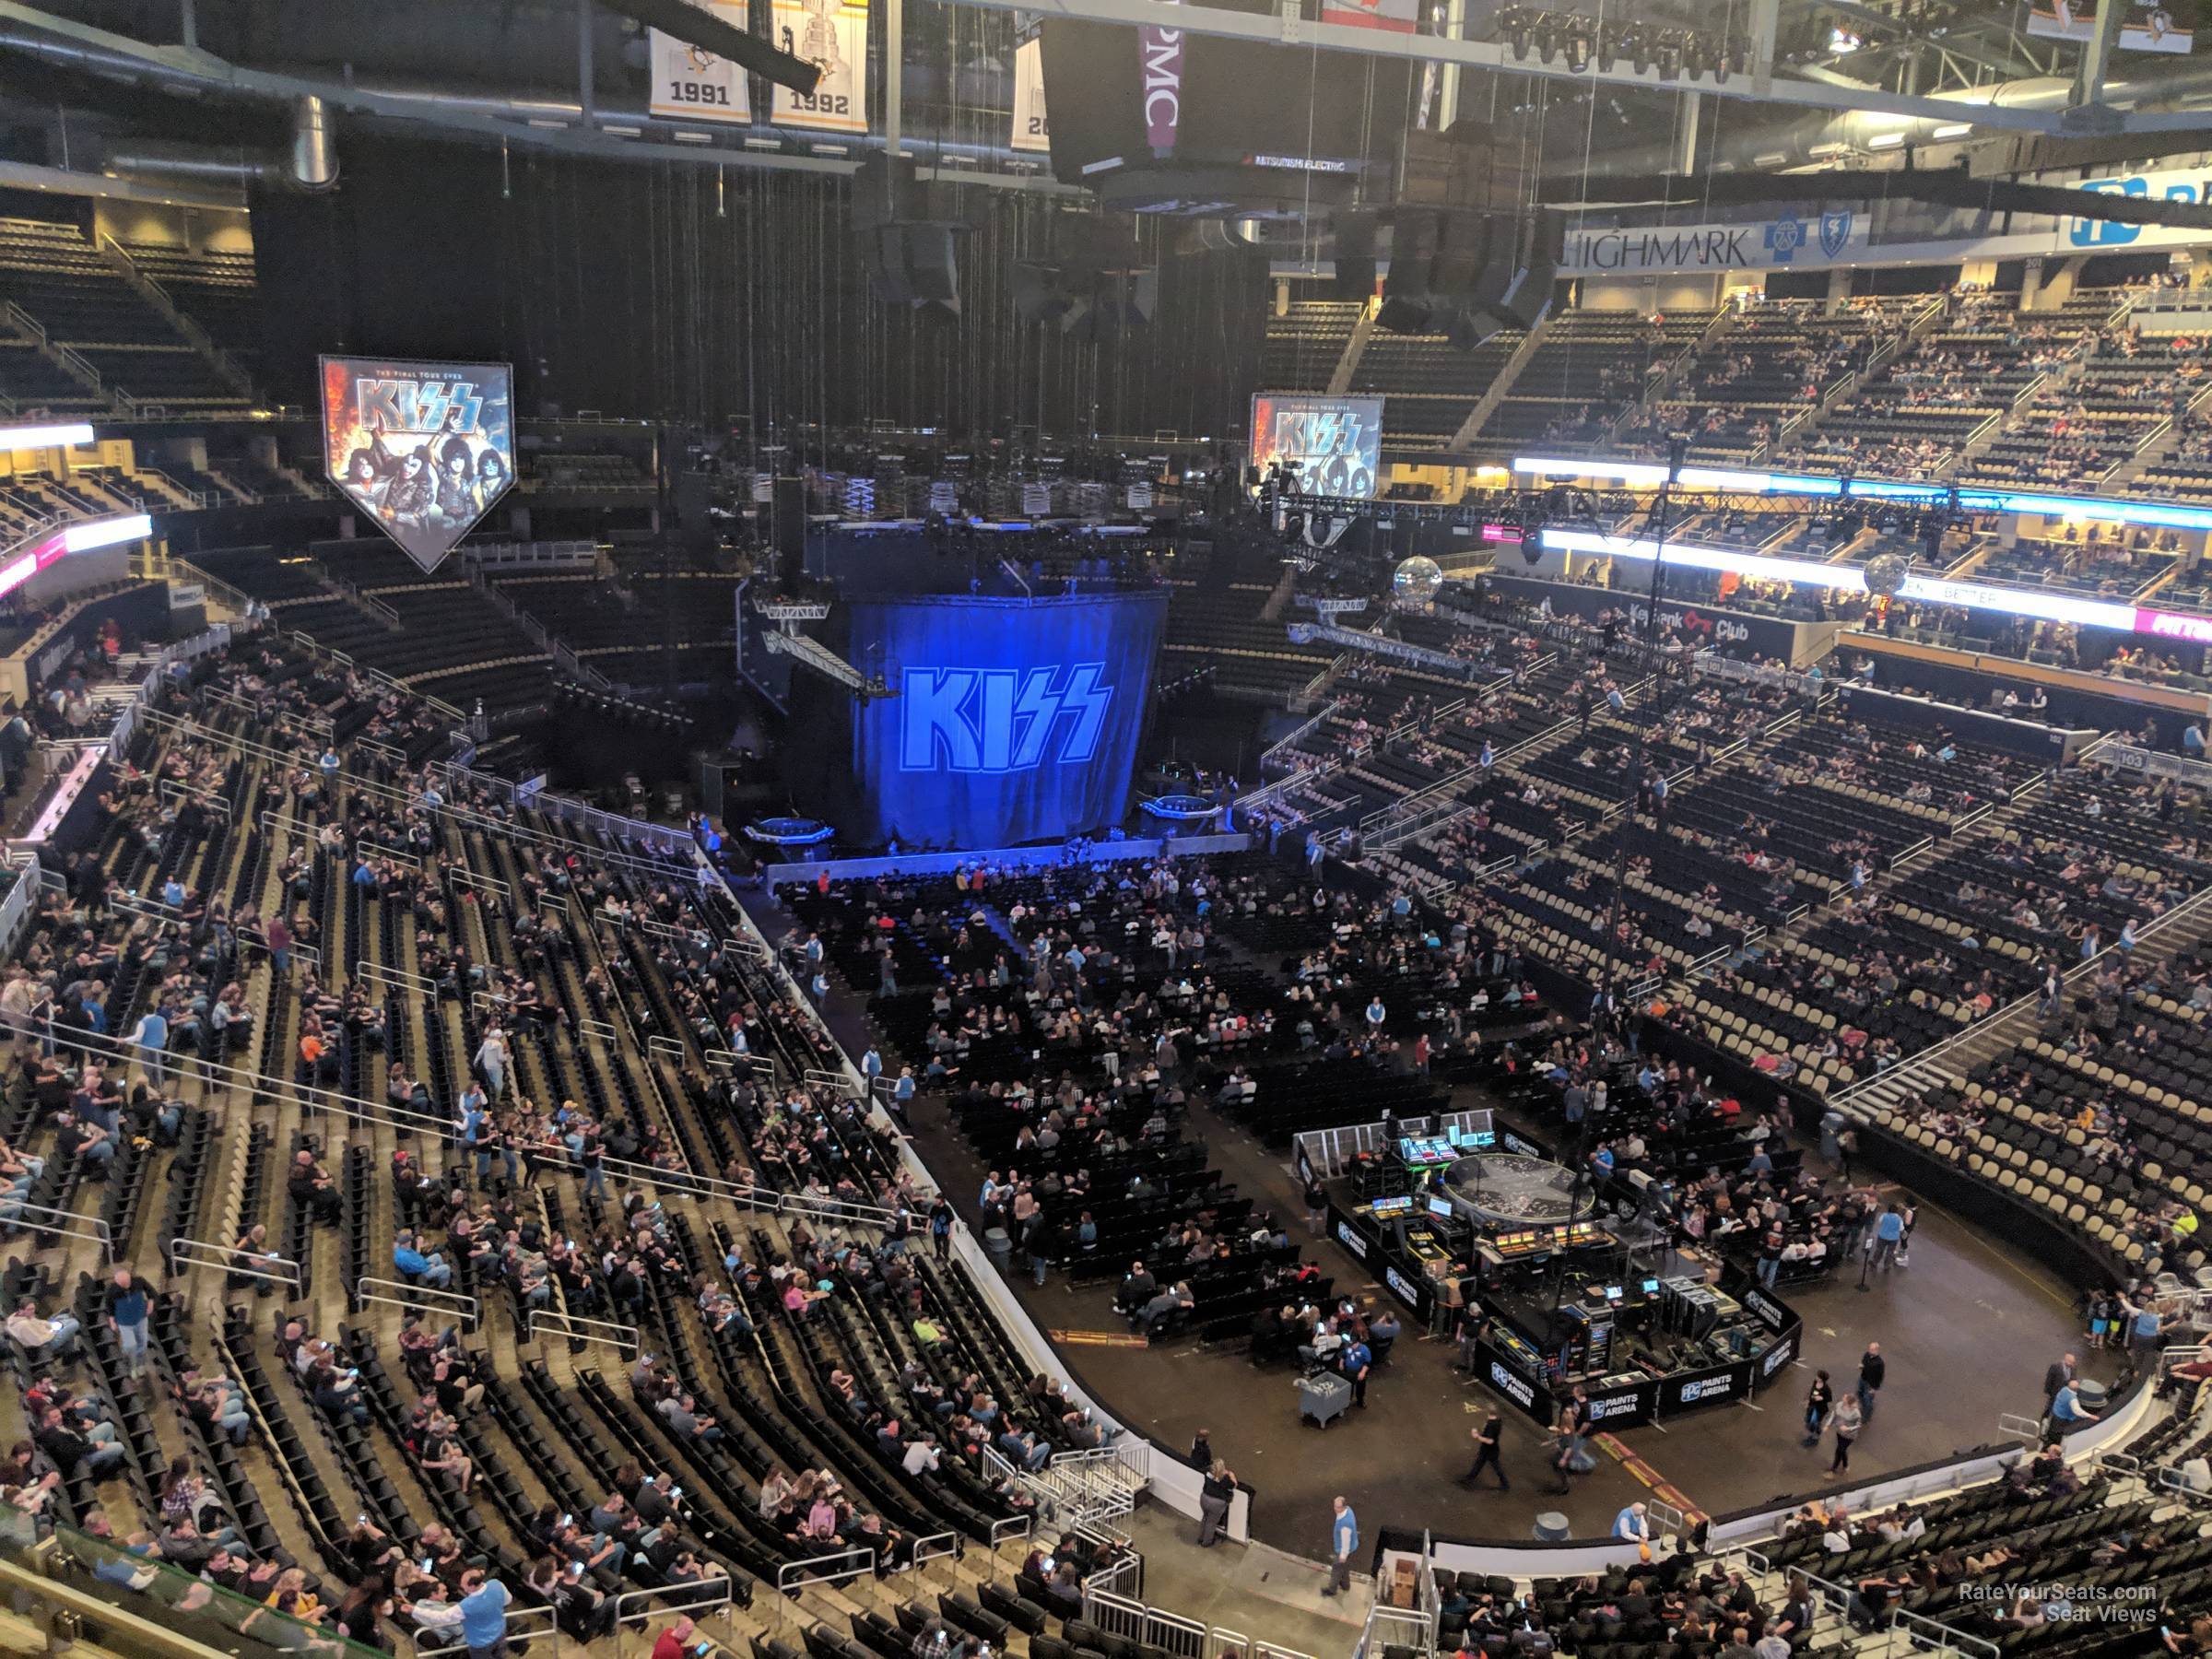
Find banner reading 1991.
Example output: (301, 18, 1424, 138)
(322, 356, 514, 574)
(771, 0, 869, 134)
(649, 0, 754, 122)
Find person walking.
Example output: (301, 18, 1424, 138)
(1196, 1462, 1239, 1547)
(457, 1566, 512, 1659)
(1801, 1369, 1833, 1448)
(1827, 1392, 1863, 1477)
(1546, 1426, 1577, 1497)
(107, 1265, 150, 1379)
(1856, 1343, 1886, 1421)
(1323, 1496, 1357, 1597)
(1869, 1205, 1905, 1271)
(1460, 1413, 1508, 1490)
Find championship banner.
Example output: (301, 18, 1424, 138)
(1321, 0, 1419, 32)
(771, 0, 867, 134)
(1011, 37, 1051, 154)
(321, 357, 515, 575)
(649, 0, 754, 123)
(2028, 0, 2194, 53)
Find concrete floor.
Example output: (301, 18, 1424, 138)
(904, 1085, 2105, 1557)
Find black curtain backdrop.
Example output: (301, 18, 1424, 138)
(253, 135, 1267, 443)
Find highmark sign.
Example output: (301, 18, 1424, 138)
(1560, 168, 2212, 277)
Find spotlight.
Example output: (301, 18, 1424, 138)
(1680, 31, 1708, 77)
(1531, 16, 1558, 60)
(1566, 28, 1591, 72)
(1625, 24, 1653, 72)
(1657, 30, 1684, 77)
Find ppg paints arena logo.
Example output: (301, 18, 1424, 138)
(1488, 1362, 1534, 1409)
(899, 665, 1113, 774)
(1678, 1374, 1735, 1404)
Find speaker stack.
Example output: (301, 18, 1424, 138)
(851, 154, 969, 316)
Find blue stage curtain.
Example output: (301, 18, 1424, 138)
(839, 589, 1168, 850)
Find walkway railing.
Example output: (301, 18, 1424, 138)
(167, 1237, 301, 1294)
(525, 1308, 640, 1355)
(352, 1276, 480, 1329)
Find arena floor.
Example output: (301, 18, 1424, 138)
(903, 1083, 2107, 1557)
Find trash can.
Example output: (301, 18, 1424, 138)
(983, 1225, 1013, 1277)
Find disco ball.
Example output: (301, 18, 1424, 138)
(1864, 553, 1911, 599)
(1393, 556, 1444, 606)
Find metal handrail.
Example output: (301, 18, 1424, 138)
(525, 1307, 640, 1354)
(414, 1606, 560, 1657)
(2, 1202, 112, 1260)
(773, 1547, 876, 1599)
(610, 1575, 734, 1627)
(167, 1236, 302, 1293)
(353, 1275, 479, 1327)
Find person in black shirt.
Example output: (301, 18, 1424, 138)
(1461, 1413, 1508, 1489)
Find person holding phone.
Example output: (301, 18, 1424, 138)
(652, 1616, 709, 1659)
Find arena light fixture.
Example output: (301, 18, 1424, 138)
(1867, 132, 1907, 149)
(1932, 123, 1974, 140)
(0, 422, 95, 450)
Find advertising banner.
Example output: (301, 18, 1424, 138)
(1012, 37, 1051, 154)
(1756, 1324, 1800, 1391)
(1563, 209, 1867, 276)
(320, 357, 514, 574)
(1475, 1339, 1557, 1425)
(2029, 0, 2194, 53)
(648, 0, 755, 123)
(771, 0, 868, 134)
(1251, 394, 1383, 500)
(1582, 1377, 1660, 1430)
(1737, 1282, 1797, 1334)
(1381, 1261, 1433, 1323)
(834, 587, 1167, 849)
(1660, 1359, 1753, 1415)
(2066, 162, 2212, 249)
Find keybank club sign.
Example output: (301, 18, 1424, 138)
(1560, 167, 2212, 276)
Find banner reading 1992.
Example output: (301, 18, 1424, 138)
(649, 0, 754, 122)
(771, 0, 869, 134)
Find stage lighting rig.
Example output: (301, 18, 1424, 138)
(1657, 30, 1685, 79)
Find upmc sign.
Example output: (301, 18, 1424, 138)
(1139, 6, 1182, 157)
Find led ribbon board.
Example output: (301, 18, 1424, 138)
(1535, 528, 2205, 639)
(0, 514, 152, 600)
(1512, 456, 2212, 535)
